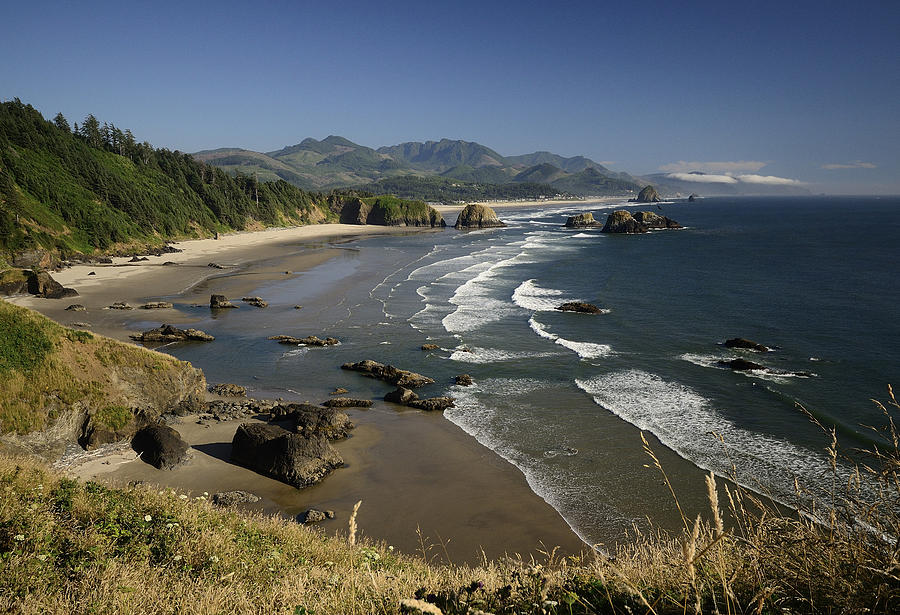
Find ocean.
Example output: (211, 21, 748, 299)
(161, 196, 900, 547)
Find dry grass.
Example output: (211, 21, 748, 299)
(1, 389, 899, 614)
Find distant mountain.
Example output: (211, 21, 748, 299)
(376, 139, 506, 171)
(506, 151, 606, 174)
(512, 163, 571, 185)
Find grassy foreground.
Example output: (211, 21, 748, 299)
(2, 391, 899, 614)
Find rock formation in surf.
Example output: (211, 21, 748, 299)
(600, 211, 648, 234)
(454, 204, 506, 229)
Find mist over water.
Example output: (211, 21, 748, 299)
(166, 196, 900, 545)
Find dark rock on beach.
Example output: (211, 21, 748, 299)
(724, 338, 769, 352)
(385, 387, 419, 404)
(407, 397, 455, 412)
(107, 301, 133, 310)
(633, 211, 682, 229)
(65, 304, 86, 312)
(210, 294, 237, 308)
(321, 397, 373, 409)
(139, 301, 173, 309)
(718, 358, 766, 371)
(269, 404, 354, 440)
(131, 324, 214, 343)
(268, 335, 340, 346)
(208, 383, 247, 397)
(26, 271, 78, 299)
(131, 424, 190, 470)
(556, 301, 604, 314)
(231, 423, 344, 489)
(242, 296, 268, 308)
(564, 213, 603, 228)
(211, 490, 260, 507)
(341, 359, 435, 388)
(298, 508, 335, 524)
(454, 203, 506, 229)
(600, 210, 648, 234)
(454, 374, 474, 386)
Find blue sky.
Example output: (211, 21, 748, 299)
(2, 0, 898, 193)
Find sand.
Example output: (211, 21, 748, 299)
(13, 217, 590, 564)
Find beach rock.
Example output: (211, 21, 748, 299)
(564, 213, 602, 228)
(130, 324, 215, 343)
(88, 271, 96, 275)
(208, 262, 225, 269)
(26, 271, 78, 299)
(65, 304, 86, 312)
(341, 360, 435, 388)
(208, 383, 247, 397)
(688, 193, 699, 202)
(211, 490, 260, 507)
(128, 256, 148, 263)
(131, 424, 190, 470)
(321, 397, 373, 409)
(633, 211, 682, 229)
(454, 204, 506, 229)
(600, 210, 648, 234)
(270, 403, 354, 440)
(268, 335, 340, 346)
(139, 301, 173, 309)
(407, 397, 455, 412)
(297, 508, 335, 524)
(421, 343, 440, 351)
(385, 387, 419, 404)
(294, 305, 303, 310)
(0, 269, 29, 295)
(242, 296, 268, 308)
(718, 358, 765, 371)
(11, 248, 56, 270)
(210, 294, 237, 309)
(724, 338, 769, 352)
(632, 185, 661, 203)
(204, 398, 278, 421)
(330, 388, 349, 395)
(162, 261, 178, 266)
(454, 374, 474, 386)
(107, 301, 133, 310)
(231, 423, 344, 489)
(556, 301, 604, 314)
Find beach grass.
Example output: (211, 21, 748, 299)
(1, 389, 898, 614)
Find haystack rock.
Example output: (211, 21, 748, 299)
(632, 185, 661, 203)
(564, 213, 602, 228)
(688, 193, 699, 202)
(454, 204, 505, 229)
(231, 423, 343, 489)
(633, 211, 682, 229)
(600, 211, 648, 234)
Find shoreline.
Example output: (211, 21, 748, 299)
(433, 195, 627, 215)
(8, 218, 590, 563)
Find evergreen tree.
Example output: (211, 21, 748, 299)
(53, 112, 70, 133)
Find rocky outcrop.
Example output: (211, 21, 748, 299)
(421, 343, 440, 351)
(407, 397, 455, 412)
(11, 249, 57, 270)
(107, 301, 133, 310)
(65, 304, 86, 312)
(130, 325, 215, 343)
(209, 383, 247, 397)
(564, 213, 602, 228)
(210, 294, 237, 309)
(298, 509, 335, 524)
(139, 302, 173, 309)
(131, 424, 190, 470)
(600, 211, 648, 234)
(242, 296, 268, 308)
(718, 358, 765, 371)
(202, 398, 278, 422)
(338, 196, 445, 227)
(385, 387, 419, 404)
(341, 360, 435, 388)
(688, 193, 699, 202)
(631, 185, 661, 203)
(724, 338, 769, 352)
(454, 374, 473, 386)
(321, 398, 373, 409)
(25, 271, 78, 299)
(269, 403, 354, 440)
(231, 423, 344, 489)
(268, 335, 340, 347)
(454, 204, 506, 229)
(211, 490, 260, 507)
(633, 211, 682, 229)
(556, 302, 604, 314)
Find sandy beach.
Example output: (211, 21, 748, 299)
(12, 215, 591, 564)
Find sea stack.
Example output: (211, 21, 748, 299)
(632, 185, 661, 203)
(564, 213, 602, 228)
(600, 210, 648, 234)
(632, 211, 682, 229)
(454, 204, 506, 229)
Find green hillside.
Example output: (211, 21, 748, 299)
(513, 163, 571, 184)
(0, 99, 335, 261)
(359, 175, 566, 203)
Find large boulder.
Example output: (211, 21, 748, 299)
(407, 397, 455, 412)
(130, 324, 215, 343)
(718, 358, 765, 371)
(556, 302, 604, 314)
(209, 383, 247, 397)
(600, 211, 648, 234)
(321, 397, 373, 409)
(688, 193, 699, 202)
(564, 213, 602, 228)
(231, 423, 344, 489)
(210, 294, 237, 309)
(384, 387, 419, 404)
(268, 335, 339, 346)
(724, 338, 769, 352)
(131, 424, 190, 470)
(26, 271, 78, 299)
(633, 211, 682, 229)
(211, 490, 260, 507)
(341, 360, 435, 388)
(269, 403, 354, 440)
(454, 204, 505, 229)
(632, 185, 661, 203)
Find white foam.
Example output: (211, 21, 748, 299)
(449, 346, 561, 364)
(512, 279, 570, 312)
(576, 370, 847, 504)
(680, 353, 816, 381)
(528, 316, 614, 358)
(570, 232, 597, 238)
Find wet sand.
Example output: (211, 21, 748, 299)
(16, 219, 590, 564)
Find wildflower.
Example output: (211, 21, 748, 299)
(36, 554, 48, 562)
(144, 514, 152, 522)
(13, 535, 25, 542)
(388, 545, 394, 551)
(179, 494, 188, 500)
(173, 555, 182, 562)
(209, 555, 219, 563)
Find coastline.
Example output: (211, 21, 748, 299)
(9, 218, 589, 563)
(433, 195, 626, 216)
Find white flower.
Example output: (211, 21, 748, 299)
(13, 535, 25, 542)
(179, 494, 188, 500)
(173, 555, 182, 561)
(144, 515, 152, 522)
(36, 554, 48, 562)
(209, 555, 219, 563)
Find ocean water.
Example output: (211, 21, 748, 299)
(164, 196, 900, 546)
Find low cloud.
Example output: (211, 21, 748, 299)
(821, 161, 877, 169)
(735, 174, 804, 186)
(665, 172, 738, 183)
(660, 160, 768, 173)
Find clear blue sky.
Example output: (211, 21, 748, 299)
(2, 0, 898, 194)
